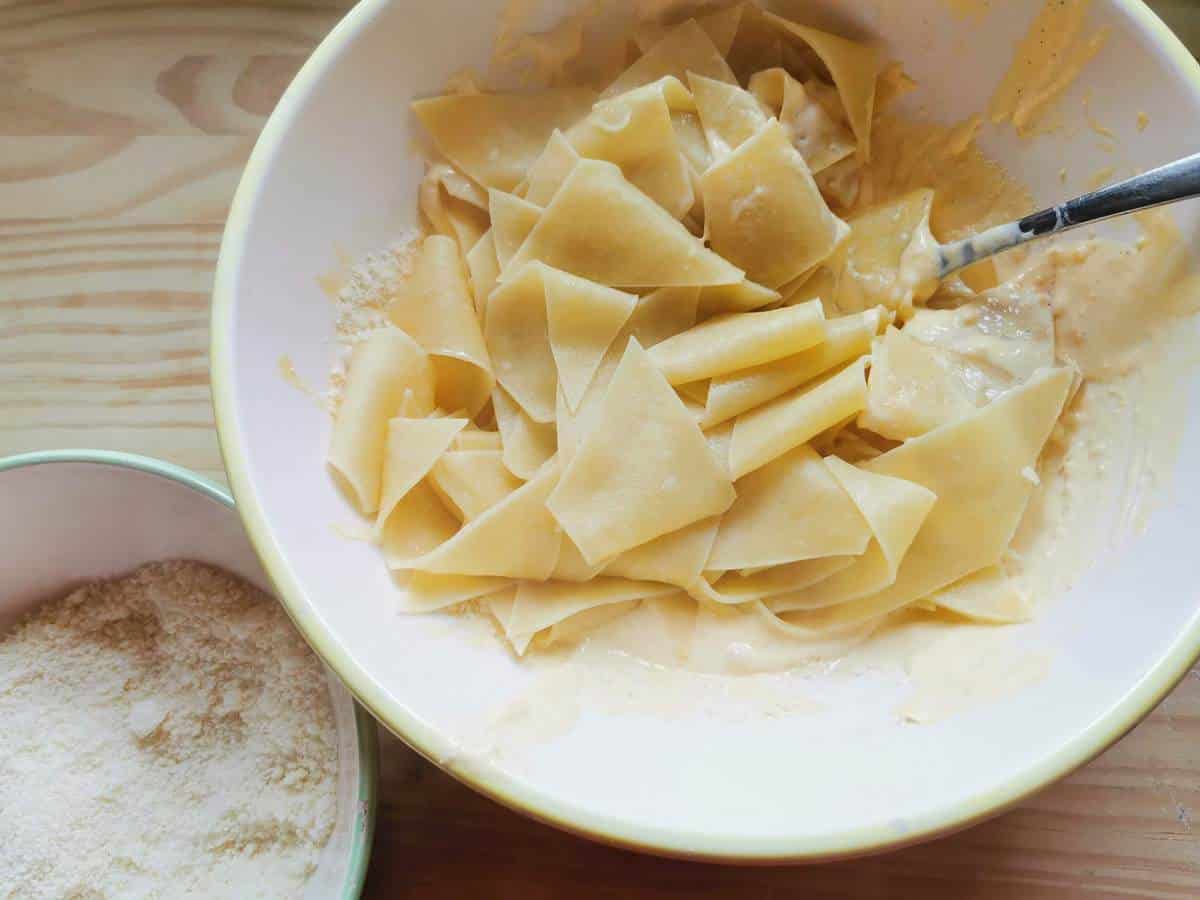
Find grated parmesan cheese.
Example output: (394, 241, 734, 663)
(0, 561, 340, 900)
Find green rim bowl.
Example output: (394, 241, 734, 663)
(0, 449, 377, 897)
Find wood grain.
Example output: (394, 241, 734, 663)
(0, 0, 344, 482)
(2, 2, 1198, 896)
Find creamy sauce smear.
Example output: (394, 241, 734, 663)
(457, 0, 1200, 745)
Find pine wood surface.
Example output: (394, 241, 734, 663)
(3, 2, 1198, 896)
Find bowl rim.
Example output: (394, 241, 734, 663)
(210, 0, 1200, 862)
(0, 449, 378, 896)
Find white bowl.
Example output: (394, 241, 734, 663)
(0, 451, 376, 896)
(212, 0, 1200, 860)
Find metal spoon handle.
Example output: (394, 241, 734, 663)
(937, 151, 1200, 277)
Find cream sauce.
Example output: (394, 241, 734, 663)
(988, 0, 1110, 137)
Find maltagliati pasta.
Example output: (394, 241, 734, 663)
(327, 1, 1087, 659)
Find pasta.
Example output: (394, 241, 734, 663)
(567, 77, 696, 218)
(428, 449, 522, 521)
(701, 119, 848, 288)
(488, 190, 542, 268)
(765, 457, 936, 612)
(388, 235, 494, 416)
(547, 339, 736, 563)
(543, 268, 638, 410)
(762, 13, 880, 160)
(485, 262, 559, 423)
(412, 89, 596, 190)
(328, 328, 434, 515)
(706, 445, 872, 571)
(748, 68, 855, 173)
(647, 300, 826, 385)
(688, 73, 770, 159)
(729, 356, 869, 479)
(603, 18, 736, 99)
(703, 308, 880, 426)
(504, 158, 743, 287)
(376, 416, 467, 532)
(321, 2, 1088, 659)
(858, 326, 980, 440)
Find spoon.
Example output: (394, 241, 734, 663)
(935, 151, 1200, 278)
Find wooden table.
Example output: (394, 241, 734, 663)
(4, 2, 1199, 896)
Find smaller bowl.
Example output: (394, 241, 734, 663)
(0, 449, 377, 899)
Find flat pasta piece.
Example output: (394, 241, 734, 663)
(725, 1, 786, 83)
(648, 301, 826, 385)
(438, 166, 488, 209)
(543, 268, 637, 411)
(858, 327, 979, 441)
(603, 18, 736, 99)
(602, 515, 721, 588)
(763, 13, 880, 161)
(729, 356, 868, 479)
(543, 600, 641, 648)
(380, 480, 460, 568)
(704, 309, 879, 427)
(785, 367, 1075, 630)
(492, 385, 557, 479)
(693, 4, 744, 56)
(485, 263, 557, 423)
(396, 571, 511, 613)
(813, 153, 862, 213)
(554, 385, 580, 467)
(710, 556, 856, 604)
(767, 457, 936, 612)
(552, 534, 608, 582)
(687, 73, 770, 160)
(388, 235, 494, 416)
(833, 189, 939, 316)
(783, 263, 840, 313)
(707, 444, 871, 571)
(671, 110, 712, 176)
(704, 420, 734, 478)
(328, 327, 435, 515)
(453, 429, 502, 451)
(505, 158, 743, 288)
(626, 286, 702, 345)
(489, 190, 542, 268)
(405, 462, 563, 579)
(697, 279, 780, 318)
(701, 120, 848, 289)
(464, 230, 500, 325)
(482, 586, 519, 643)
(420, 164, 491, 254)
(635, 6, 744, 56)
(412, 89, 596, 191)
(826, 425, 889, 463)
(675, 379, 709, 408)
(932, 565, 1033, 624)
(548, 339, 736, 563)
(748, 68, 855, 173)
(376, 416, 467, 532)
(428, 449, 522, 521)
(522, 130, 581, 206)
(567, 78, 695, 218)
(553, 287, 699, 465)
(504, 578, 675, 654)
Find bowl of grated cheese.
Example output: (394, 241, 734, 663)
(0, 450, 376, 898)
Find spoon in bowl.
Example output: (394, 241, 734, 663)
(934, 151, 1200, 278)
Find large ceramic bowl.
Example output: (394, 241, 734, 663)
(0, 451, 377, 896)
(212, 0, 1200, 861)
